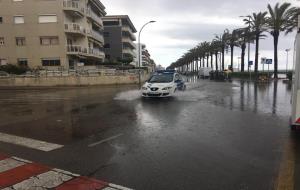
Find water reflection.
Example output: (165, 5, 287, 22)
(234, 80, 291, 117)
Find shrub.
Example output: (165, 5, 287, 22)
(0, 64, 29, 75)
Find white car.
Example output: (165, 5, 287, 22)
(141, 71, 186, 98)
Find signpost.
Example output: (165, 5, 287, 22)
(266, 59, 273, 78)
(248, 61, 253, 81)
(261, 57, 267, 72)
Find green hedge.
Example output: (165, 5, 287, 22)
(0, 64, 29, 75)
(231, 72, 271, 79)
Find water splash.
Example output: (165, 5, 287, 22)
(114, 90, 141, 101)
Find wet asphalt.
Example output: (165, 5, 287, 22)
(0, 78, 294, 190)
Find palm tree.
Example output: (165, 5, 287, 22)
(235, 28, 254, 72)
(211, 40, 221, 71)
(215, 29, 230, 71)
(227, 29, 239, 71)
(243, 12, 268, 75)
(267, 2, 294, 79)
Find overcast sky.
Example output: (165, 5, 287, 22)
(101, 0, 299, 70)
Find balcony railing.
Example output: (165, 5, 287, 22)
(64, 23, 86, 35)
(122, 37, 136, 49)
(122, 26, 136, 41)
(86, 29, 104, 43)
(86, 9, 103, 27)
(66, 45, 87, 54)
(88, 48, 105, 58)
(63, 0, 85, 16)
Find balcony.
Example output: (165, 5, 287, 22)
(66, 45, 88, 56)
(122, 26, 136, 41)
(88, 48, 105, 59)
(87, 29, 104, 44)
(122, 37, 136, 49)
(123, 48, 136, 57)
(86, 9, 103, 28)
(64, 23, 86, 36)
(63, 0, 85, 17)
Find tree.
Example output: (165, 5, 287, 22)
(227, 29, 240, 71)
(266, 2, 294, 79)
(214, 29, 230, 71)
(235, 28, 255, 72)
(243, 12, 268, 75)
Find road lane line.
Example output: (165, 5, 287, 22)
(0, 132, 64, 152)
(88, 134, 123, 148)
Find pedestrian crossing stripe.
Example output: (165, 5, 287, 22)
(0, 154, 133, 190)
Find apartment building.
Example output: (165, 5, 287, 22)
(0, 0, 106, 70)
(135, 43, 156, 71)
(102, 15, 137, 63)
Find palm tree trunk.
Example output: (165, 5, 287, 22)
(230, 45, 234, 71)
(255, 34, 259, 75)
(215, 52, 218, 71)
(273, 32, 279, 79)
(211, 53, 213, 69)
(222, 48, 225, 71)
(196, 59, 199, 72)
(202, 57, 205, 68)
(241, 44, 246, 72)
(207, 55, 209, 67)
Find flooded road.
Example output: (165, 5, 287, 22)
(0, 79, 293, 190)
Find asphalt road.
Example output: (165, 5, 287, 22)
(0, 79, 293, 190)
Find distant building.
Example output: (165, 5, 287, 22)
(0, 0, 106, 70)
(135, 43, 156, 72)
(102, 15, 137, 63)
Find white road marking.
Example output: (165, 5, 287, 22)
(88, 134, 123, 147)
(0, 158, 26, 173)
(109, 183, 134, 190)
(10, 171, 73, 189)
(0, 132, 63, 152)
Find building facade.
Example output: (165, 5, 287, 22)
(135, 43, 156, 72)
(0, 0, 106, 70)
(102, 15, 137, 63)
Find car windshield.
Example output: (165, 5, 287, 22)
(148, 74, 174, 83)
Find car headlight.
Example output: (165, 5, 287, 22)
(162, 87, 173, 90)
(142, 87, 148, 90)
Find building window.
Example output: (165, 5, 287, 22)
(18, 58, 28, 67)
(40, 36, 59, 45)
(0, 38, 4, 46)
(38, 15, 57, 23)
(0, 17, 3, 24)
(0, 59, 7, 66)
(14, 16, 24, 24)
(104, 43, 110, 49)
(16, 37, 26, 46)
(103, 32, 110, 37)
(42, 59, 61, 66)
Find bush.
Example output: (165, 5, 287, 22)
(0, 64, 29, 75)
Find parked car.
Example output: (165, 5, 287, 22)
(141, 70, 186, 98)
(0, 71, 9, 78)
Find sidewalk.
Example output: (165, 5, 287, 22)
(0, 154, 132, 190)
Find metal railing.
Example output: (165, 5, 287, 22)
(66, 45, 87, 54)
(64, 23, 86, 34)
(63, 0, 85, 15)
(86, 9, 103, 27)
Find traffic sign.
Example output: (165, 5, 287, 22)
(261, 57, 267, 64)
(248, 61, 253, 66)
(266, 59, 273, 65)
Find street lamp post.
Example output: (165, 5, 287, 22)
(286, 48, 291, 76)
(138, 21, 156, 87)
